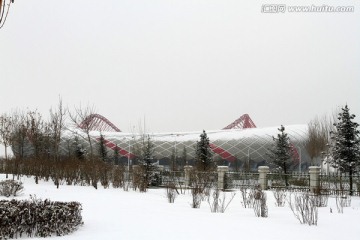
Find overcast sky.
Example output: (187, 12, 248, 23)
(0, 0, 359, 134)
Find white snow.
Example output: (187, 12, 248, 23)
(1, 174, 359, 240)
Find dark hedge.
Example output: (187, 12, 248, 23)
(0, 197, 83, 239)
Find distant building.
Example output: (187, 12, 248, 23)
(11, 114, 310, 171)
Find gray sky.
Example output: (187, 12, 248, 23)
(0, 0, 359, 133)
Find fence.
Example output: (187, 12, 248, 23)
(154, 166, 360, 196)
(320, 174, 360, 196)
(225, 172, 259, 189)
(158, 171, 185, 186)
(2, 159, 359, 196)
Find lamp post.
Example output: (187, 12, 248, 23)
(247, 148, 250, 172)
(296, 146, 302, 173)
(174, 134, 177, 171)
(127, 135, 135, 171)
(127, 136, 130, 171)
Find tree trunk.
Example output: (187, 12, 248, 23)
(283, 162, 289, 187)
(349, 167, 353, 196)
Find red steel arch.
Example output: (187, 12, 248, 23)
(78, 113, 299, 165)
(79, 114, 121, 132)
(222, 114, 257, 130)
(213, 114, 257, 161)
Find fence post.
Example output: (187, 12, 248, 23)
(258, 166, 270, 190)
(309, 166, 321, 194)
(157, 165, 164, 172)
(217, 166, 229, 190)
(184, 165, 193, 188)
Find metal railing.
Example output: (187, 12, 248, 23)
(225, 172, 259, 189)
(320, 174, 360, 196)
(267, 173, 310, 191)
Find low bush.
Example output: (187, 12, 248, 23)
(207, 188, 236, 213)
(253, 187, 268, 218)
(0, 196, 83, 239)
(335, 194, 351, 213)
(0, 179, 24, 197)
(165, 182, 178, 203)
(272, 188, 287, 207)
(288, 193, 318, 225)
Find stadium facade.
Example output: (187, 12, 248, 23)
(12, 114, 310, 171)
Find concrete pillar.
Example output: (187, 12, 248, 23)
(157, 165, 164, 172)
(217, 166, 229, 190)
(309, 166, 321, 194)
(258, 166, 270, 190)
(184, 165, 193, 187)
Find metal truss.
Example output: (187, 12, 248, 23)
(74, 113, 305, 166)
(79, 114, 121, 132)
(222, 114, 257, 130)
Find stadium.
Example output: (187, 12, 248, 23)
(55, 114, 310, 171)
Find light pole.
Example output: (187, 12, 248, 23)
(127, 136, 131, 171)
(296, 146, 302, 173)
(247, 148, 250, 172)
(174, 134, 177, 171)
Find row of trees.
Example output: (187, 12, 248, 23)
(0, 101, 119, 163)
(0, 99, 83, 162)
(268, 105, 360, 194)
(1, 102, 359, 192)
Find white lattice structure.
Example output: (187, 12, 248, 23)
(58, 124, 309, 170)
(10, 113, 310, 170)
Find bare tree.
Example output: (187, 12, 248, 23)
(170, 147, 177, 171)
(48, 97, 67, 161)
(0, 113, 12, 160)
(9, 110, 30, 160)
(27, 110, 50, 159)
(306, 115, 333, 166)
(180, 146, 187, 169)
(69, 104, 96, 157)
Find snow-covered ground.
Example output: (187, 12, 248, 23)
(1, 174, 359, 240)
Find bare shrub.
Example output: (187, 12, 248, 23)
(165, 182, 178, 203)
(99, 163, 111, 189)
(253, 187, 268, 217)
(174, 174, 185, 195)
(288, 193, 318, 225)
(132, 166, 148, 192)
(239, 186, 254, 208)
(0, 179, 24, 197)
(208, 188, 236, 213)
(112, 166, 125, 188)
(315, 194, 329, 207)
(189, 171, 215, 208)
(335, 194, 351, 213)
(190, 180, 203, 208)
(272, 188, 286, 207)
(246, 187, 257, 208)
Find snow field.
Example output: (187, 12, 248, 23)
(1, 174, 359, 240)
